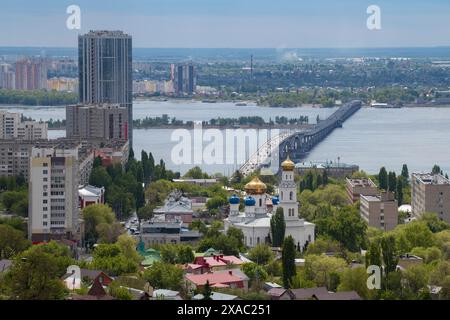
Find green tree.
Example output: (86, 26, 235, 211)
(388, 171, 397, 192)
(142, 261, 183, 291)
(117, 234, 142, 265)
(241, 262, 268, 288)
(90, 242, 139, 276)
(281, 236, 296, 288)
(304, 254, 346, 289)
(378, 167, 388, 190)
(88, 166, 112, 188)
(366, 240, 382, 268)
(270, 207, 286, 247)
(381, 235, 398, 274)
(2, 250, 67, 299)
(137, 203, 155, 221)
(0, 224, 30, 259)
(401, 164, 409, 182)
(226, 227, 244, 251)
(202, 280, 213, 300)
(396, 177, 404, 206)
(184, 166, 210, 179)
(432, 165, 442, 175)
(247, 244, 274, 265)
(82, 204, 116, 245)
(338, 267, 369, 299)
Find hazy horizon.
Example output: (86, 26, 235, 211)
(1, 0, 450, 48)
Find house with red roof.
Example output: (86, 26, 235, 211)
(185, 269, 248, 291)
(193, 255, 244, 271)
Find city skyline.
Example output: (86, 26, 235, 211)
(1, 0, 450, 48)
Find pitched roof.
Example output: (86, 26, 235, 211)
(88, 278, 107, 296)
(185, 272, 243, 286)
(195, 255, 244, 268)
(313, 291, 362, 300)
(267, 288, 288, 297)
(193, 292, 239, 300)
(290, 287, 329, 300)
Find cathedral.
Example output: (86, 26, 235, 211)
(224, 157, 315, 250)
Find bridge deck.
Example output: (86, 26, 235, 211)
(238, 100, 362, 176)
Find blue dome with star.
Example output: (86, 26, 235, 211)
(229, 195, 240, 204)
(244, 196, 256, 206)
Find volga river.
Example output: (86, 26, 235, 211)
(2, 100, 450, 175)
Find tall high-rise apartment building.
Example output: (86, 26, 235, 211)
(411, 173, 450, 223)
(174, 63, 196, 95)
(28, 145, 81, 242)
(78, 30, 133, 144)
(0, 64, 15, 89)
(66, 103, 128, 141)
(15, 58, 48, 90)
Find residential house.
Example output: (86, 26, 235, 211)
(193, 255, 244, 271)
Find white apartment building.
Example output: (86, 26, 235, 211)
(28, 145, 81, 243)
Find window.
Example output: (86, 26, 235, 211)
(43, 170, 48, 174)
(43, 163, 48, 167)
(43, 222, 47, 226)
(290, 191, 293, 200)
(259, 198, 262, 206)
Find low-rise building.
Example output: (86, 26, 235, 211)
(193, 255, 245, 271)
(172, 178, 218, 187)
(360, 191, 398, 231)
(153, 190, 193, 226)
(185, 269, 249, 292)
(346, 177, 378, 204)
(295, 161, 359, 178)
(411, 173, 450, 223)
(139, 219, 201, 246)
(78, 185, 105, 209)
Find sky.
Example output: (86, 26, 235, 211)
(1, 0, 450, 48)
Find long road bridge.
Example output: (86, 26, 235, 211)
(239, 100, 362, 176)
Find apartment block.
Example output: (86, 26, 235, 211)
(66, 104, 128, 141)
(0, 140, 33, 178)
(0, 111, 21, 139)
(17, 121, 48, 140)
(411, 173, 450, 223)
(0, 111, 48, 140)
(0, 64, 15, 89)
(346, 177, 378, 204)
(15, 58, 48, 90)
(360, 191, 398, 231)
(0, 138, 94, 184)
(28, 145, 80, 243)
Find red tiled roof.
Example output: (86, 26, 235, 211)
(185, 273, 243, 286)
(195, 255, 244, 268)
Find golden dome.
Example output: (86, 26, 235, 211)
(244, 177, 267, 195)
(281, 155, 295, 171)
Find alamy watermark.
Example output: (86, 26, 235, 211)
(170, 123, 281, 174)
(66, 5, 81, 30)
(367, 5, 381, 30)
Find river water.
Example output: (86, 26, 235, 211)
(2, 100, 450, 175)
